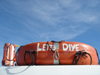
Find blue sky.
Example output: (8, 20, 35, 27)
(0, 0, 100, 66)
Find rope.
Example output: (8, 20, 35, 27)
(24, 49, 36, 65)
(72, 50, 92, 65)
(47, 41, 55, 52)
(54, 50, 60, 60)
(15, 46, 22, 65)
(47, 41, 60, 60)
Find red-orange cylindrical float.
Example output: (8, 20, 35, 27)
(16, 41, 99, 65)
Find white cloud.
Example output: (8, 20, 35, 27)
(0, 0, 100, 41)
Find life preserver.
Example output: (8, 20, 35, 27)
(16, 41, 99, 65)
(2, 43, 16, 66)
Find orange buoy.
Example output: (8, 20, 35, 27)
(16, 41, 99, 65)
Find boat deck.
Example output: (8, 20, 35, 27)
(0, 65, 100, 75)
